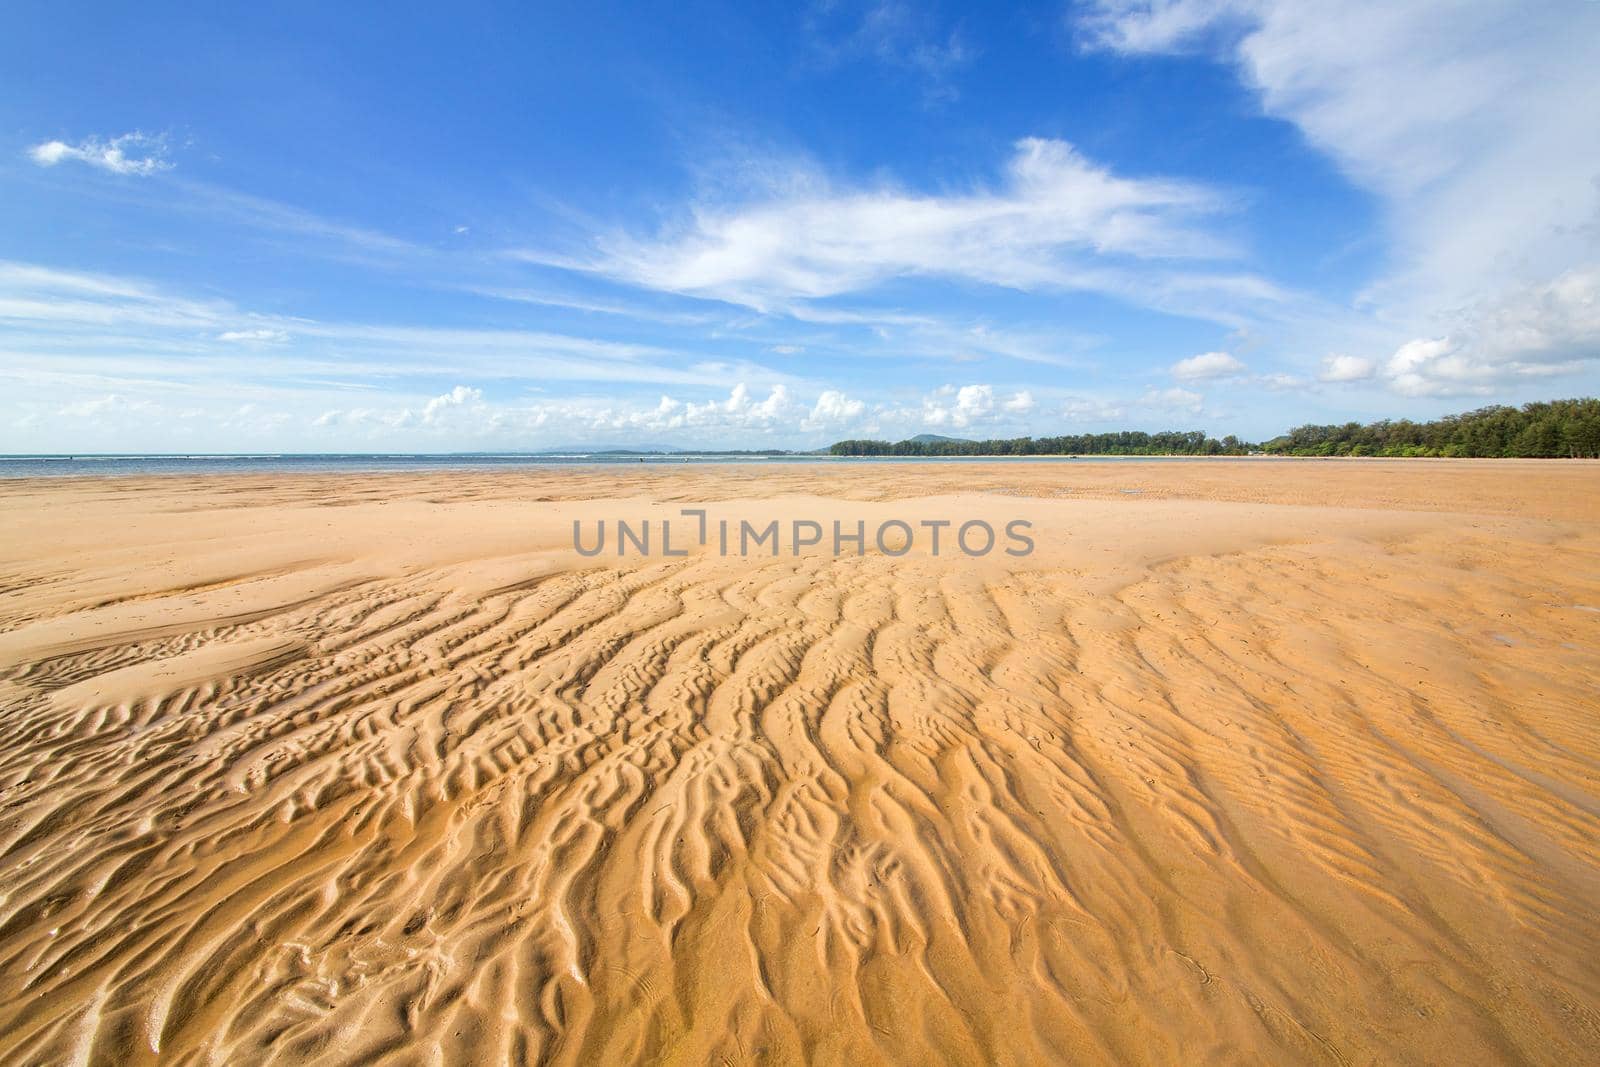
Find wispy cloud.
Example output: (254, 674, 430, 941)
(0, 259, 1178, 448)
(27, 132, 172, 176)
(0, 259, 796, 398)
(1139, 386, 1205, 414)
(461, 284, 723, 326)
(1078, 0, 1600, 395)
(217, 328, 291, 344)
(785, 304, 1104, 368)
(159, 178, 421, 260)
(806, 1, 975, 102)
(573, 137, 1280, 323)
(25, 134, 419, 264)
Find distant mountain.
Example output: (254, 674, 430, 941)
(907, 433, 973, 444)
(530, 444, 812, 456)
(532, 443, 681, 455)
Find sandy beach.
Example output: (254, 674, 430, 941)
(1, 459, 1598, 1065)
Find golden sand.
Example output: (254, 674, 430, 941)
(1, 459, 1598, 1064)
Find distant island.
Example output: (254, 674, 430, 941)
(830, 398, 1600, 459)
(579, 448, 820, 457)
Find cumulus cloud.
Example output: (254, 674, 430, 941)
(422, 385, 485, 423)
(953, 384, 994, 421)
(912, 384, 1041, 429)
(1381, 340, 1581, 399)
(807, 389, 866, 426)
(1318, 354, 1375, 382)
(540, 384, 806, 439)
(311, 382, 834, 444)
(338, 381, 1038, 447)
(924, 384, 987, 428)
(580, 138, 1275, 319)
(1381, 339, 1468, 397)
(1171, 350, 1245, 379)
(318, 386, 502, 434)
(1003, 390, 1036, 413)
(1376, 269, 1600, 396)
(24, 371, 1246, 453)
(28, 132, 172, 177)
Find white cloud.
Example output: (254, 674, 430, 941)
(1379, 269, 1600, 396)
(1463, 268, 1600, 368)
(1078, 2, 1580, 202)
(1003, 389, 1036, 413)
(1380, 337, 1581, 399)
(1079, 0, 1600, 394)
(1318, 353, 1375, 382)
(57, 393, 156, 419)
(310, 382, 813, 444)
(9, 365, 1255, 453)
(1061, 396, 1128, 422)
(1079, 0, 1247, 53)
(954, 384, 994, 419)
(25, 144, 418, 264)
(28, 132, 171, 177)
(217, 328, 290, 344)
(422, 385, 485, 424)
(921, 383, 989, 428)
(1139, 386, 1205, 414)
(729, 382, 791, 419)
(784, 307, 1102, 368)
(807, 389, 866, 426)
(170, 179, 418, 258)
(582, 138, 1275, 319)
(0, 259, 791, 392)
(590, 384, 802, 435)
(1383, 338, 1468, 397)
(1171, 350, 1245, 379)
(906, 383, 1041, 430)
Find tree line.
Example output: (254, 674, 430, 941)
(1260, 399, 1600, 457)
(828, 398, 1600, 458)
(830, 430, 1249, 456)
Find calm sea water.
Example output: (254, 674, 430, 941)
(0, 453, 1225, 479)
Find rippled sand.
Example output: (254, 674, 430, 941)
(1, 460, 1597, 1065)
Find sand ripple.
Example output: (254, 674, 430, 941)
(1, 471, 1598, 1064)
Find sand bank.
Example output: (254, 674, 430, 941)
(0, 461, 1597, 1064)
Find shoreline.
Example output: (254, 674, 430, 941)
(7, 452, 1600, 477)
(4, 458, 1595, 521)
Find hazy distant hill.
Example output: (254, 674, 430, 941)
(906, 433, 973, 445)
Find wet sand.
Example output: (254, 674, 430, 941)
(1, 459, 1597, 1064)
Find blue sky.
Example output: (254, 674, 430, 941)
(4, 1, 1599, 451)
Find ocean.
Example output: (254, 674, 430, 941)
(0, 453, 1231, 478)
